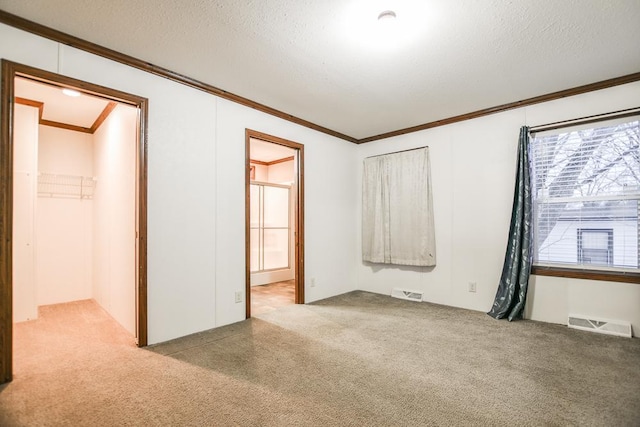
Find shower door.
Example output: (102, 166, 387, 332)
(250, 182, 291, 273)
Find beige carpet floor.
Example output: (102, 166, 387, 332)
(1, 292, 639, 426)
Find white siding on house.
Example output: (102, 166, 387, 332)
(538, 219, 638, 268)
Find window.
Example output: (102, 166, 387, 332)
(530, 118, 639, 273)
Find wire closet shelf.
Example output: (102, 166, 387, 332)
(37, 172, 96, 199)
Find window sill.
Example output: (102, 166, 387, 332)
(531, 266, 640, 284)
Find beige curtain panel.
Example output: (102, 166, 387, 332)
(362, 147, 436, 266)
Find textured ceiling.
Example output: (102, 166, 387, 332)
(1, 0, 639, 140)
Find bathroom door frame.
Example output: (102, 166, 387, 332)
(0, 60, 149, 384)
(245, 129, 304, 318)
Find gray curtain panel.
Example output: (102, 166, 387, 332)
(488, 127, 532, 321)
(362, 147, 436, 266)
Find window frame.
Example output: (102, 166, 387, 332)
(529, 109, 640, 284)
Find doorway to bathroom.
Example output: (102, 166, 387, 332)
(245, 130, 304, 318)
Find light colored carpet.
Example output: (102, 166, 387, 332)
(1, 292, 639, 426)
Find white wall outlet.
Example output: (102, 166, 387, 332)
(234, 291, 243, 303)
(468, 282, 477, 293)
(310, 278, 316, 287)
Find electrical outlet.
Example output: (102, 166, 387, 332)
(310, 278, 316, 287)
(234, 291, 243, 303)
(468, 282, 477, 293)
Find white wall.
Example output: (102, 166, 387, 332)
(93, 104, 138, 336)
(250, 162, 268, 181)
(12, 104, 39, 322)
(9, 18, 631, 342)
(355, 81, 640, 336)
(249, 160, 295, 184)
(1, 22, 358, 344)
(36, 126, 93, 306)
(267, 160, 294, 184)
(215, 98, 358, 327)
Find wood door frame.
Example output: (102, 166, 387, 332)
(0, 60, 148, 384)
(245, 129, 304, 318)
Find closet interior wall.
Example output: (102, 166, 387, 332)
(12, 100, 137, 336)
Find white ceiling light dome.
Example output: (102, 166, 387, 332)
(377, 10, 397, 21)
(62, 88, 81, 97)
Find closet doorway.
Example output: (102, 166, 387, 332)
(245, 130, 304, 318)
(0, 61, 148, 384)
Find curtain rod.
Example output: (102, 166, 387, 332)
(529, 107, 640, 134)
(365, 146, 428, 159)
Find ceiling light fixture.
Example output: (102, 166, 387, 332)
(62, 88, 81, 97)
(377, 10, 397, 21)
(342, 2, 431, 51)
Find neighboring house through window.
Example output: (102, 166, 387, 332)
(577, 229, 613, 266)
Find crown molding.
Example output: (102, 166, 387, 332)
(2, 10, 639, 145)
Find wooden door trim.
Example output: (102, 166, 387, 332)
(0, 60, 148, 384)
(245, 130, 305, 318)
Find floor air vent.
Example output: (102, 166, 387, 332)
(568, 314, 632, 338)
(391, 288, 423, 302)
